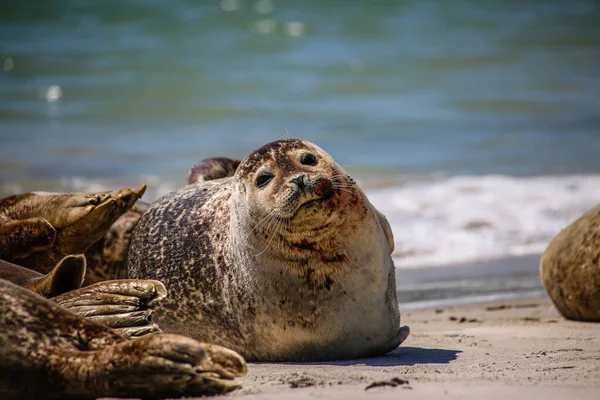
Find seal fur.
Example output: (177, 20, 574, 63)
(127, 139, 409, 361)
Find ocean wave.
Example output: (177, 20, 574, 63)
(4, 173, 599, 270)
(368, 174, 600, 268)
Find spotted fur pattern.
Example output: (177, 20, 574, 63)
(127, 139, 405, 361)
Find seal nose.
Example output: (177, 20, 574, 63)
(290, 175, 307, 192)
(315, 178, 333, 198)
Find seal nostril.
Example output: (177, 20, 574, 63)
(291, 176, 306, 192)
(315, 179, 333, 198)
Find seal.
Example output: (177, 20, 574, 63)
(127, 138, 409, 361)
(0, 186, 146, 274)
(540, 203, 600, 321)
(0, 187, 247, 399)
(0, 278, 246, 400)
(187, 157, 241, 184)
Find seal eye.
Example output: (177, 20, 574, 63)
(300, 153, 318, 166)
(256, 172, 274, 188)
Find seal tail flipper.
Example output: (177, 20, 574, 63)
(25, 254, 86, 297)
(55, 185, 147, 256)
(0, 186, 146, 273)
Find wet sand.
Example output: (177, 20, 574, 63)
(227, 297, 600, 399)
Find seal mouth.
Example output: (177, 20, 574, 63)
(295, 188, 335, 213)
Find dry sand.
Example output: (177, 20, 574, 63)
(222, 297, 600, 400)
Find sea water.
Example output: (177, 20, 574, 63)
(1, 0, 599, 305)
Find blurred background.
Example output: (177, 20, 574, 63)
(1, 0, 599, 306)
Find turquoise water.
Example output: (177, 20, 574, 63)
(1, 0, 600, 271)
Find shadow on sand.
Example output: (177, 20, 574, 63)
(278, 346, 461, 367)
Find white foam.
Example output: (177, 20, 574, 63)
(367, 174, 600, 268)
(56, 173, 600, 270)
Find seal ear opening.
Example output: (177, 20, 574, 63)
(37, 254, 87, 297)
(375, 209, 395, 254)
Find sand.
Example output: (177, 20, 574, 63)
(222, 297, 600, 399)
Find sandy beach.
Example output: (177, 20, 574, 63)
(219, 296, 600, 400)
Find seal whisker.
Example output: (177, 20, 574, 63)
(254, 211, 281, 257)
(245, 209, 278, 242)
(331, 184, 354, 194)
(330, 181, 354, 187)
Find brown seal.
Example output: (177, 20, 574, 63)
(0, 187, 247, 399)
(0, 187, 170, 336)
(540, 203, 600, 321)
(127, 139, 409, 361)
(0, 278, 246, 400)
(187, 157, 241, 184)
(0, 186, 146, 274)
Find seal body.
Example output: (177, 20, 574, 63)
(127, 139, 408, 361)
(540, 203, 600, 321)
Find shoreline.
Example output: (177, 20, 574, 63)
(226, 296, 600, 399)
(396, 254, 544, 309)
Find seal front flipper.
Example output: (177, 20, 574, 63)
(368, 325, 411, 358)
(52, 279, 167, 338)
(375, 208, 395, 254)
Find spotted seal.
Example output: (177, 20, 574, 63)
(127, 139, 410, 361)
(0, 278, 246, 400)
(540, 203, 600, 321)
